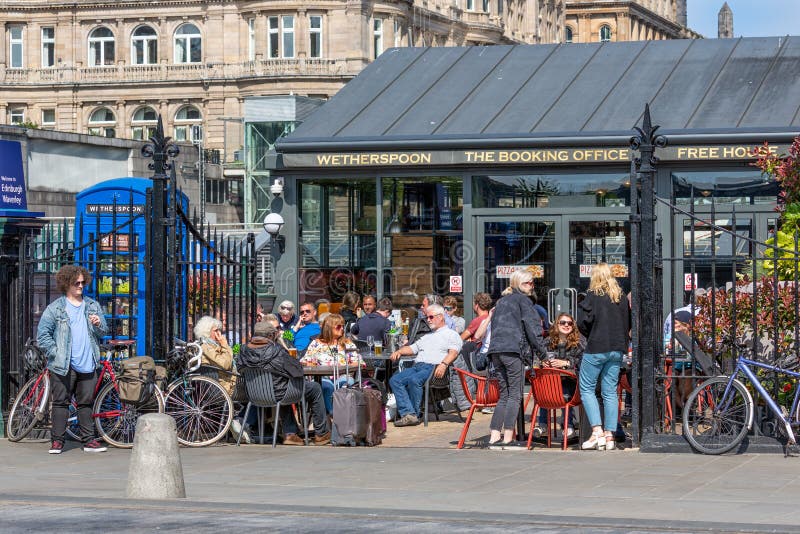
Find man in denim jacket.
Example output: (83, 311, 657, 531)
(37, 265, 108, 454)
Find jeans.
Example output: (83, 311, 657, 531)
(579, 351, 623, 430)
(389, 362, 434, 418)
(489, 353, 524, 432)
(282, 380, 328, 436)
(51, 368, 96, 443)
(321, 376, 353, 414)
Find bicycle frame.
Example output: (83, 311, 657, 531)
(727, 355, 800, 444)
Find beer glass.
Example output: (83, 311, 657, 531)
(288, 347, 298, 358)
(374, 341, 383, 356)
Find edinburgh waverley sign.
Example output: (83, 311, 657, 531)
(281, 143, 789, 168)
(0, 140, 28, 211)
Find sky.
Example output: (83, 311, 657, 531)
(687, 0, 800, 38)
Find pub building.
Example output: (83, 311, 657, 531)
(267, 36, 799, 323)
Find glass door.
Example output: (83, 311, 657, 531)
(478, 216, 630, 323)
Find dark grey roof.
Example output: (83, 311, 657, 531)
(279, 36, 800, 151)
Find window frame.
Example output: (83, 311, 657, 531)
(88, 26, 115, 67)
(131, 106, 158, 140)
(394, 19, 401, 48)
(281, 15, 295, 58)
(565, 26, 573, 43)
(88, 106, 116, 138)
(41, 108, 56, 127)
(309, 15, 322, 58)
(467, 0, 475, 11)
(41, 27, 55, 68)
(174, 105, 203, 143)
(482, 0, 489, 13)
(373, 18, 383, 59)
(248, 18, 256, 61)
(9, 25, 24, 69)
(174, 23, 202, 64)
(268, 16, 279, 59)
(9, 108, 25, 124)
(599, 25, 612, 43)
(131, 25, 158, 65)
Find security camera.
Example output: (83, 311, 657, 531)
(270, 177, 284, 197)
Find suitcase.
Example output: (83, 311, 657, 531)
(363, 388, 384, 446)
(331, 387, 368, 446)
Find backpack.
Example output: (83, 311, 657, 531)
(117, 356, 158, 406)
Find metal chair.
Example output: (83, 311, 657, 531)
(453, 367, 500, 448)
(238, 367, 307, 447)
(423, 368, 462, 426)
(526, 368, 582, 450)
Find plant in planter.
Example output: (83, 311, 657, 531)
(188, 271, 228, 315)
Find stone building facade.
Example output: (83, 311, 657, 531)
(564, 0, 699, 44)
(0, 0, 565, 152)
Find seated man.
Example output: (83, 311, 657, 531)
(351, 295, 391, 342)
(291, 302, 321, 352)
(236, 321, 330, 446)
(389, 304, 463, 427)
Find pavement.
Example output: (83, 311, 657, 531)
(2, 411, 800, 533)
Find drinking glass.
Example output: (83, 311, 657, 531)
(374, 340, 383, 356)
(366, 335, 375, 355)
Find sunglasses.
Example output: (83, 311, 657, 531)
(73, 280, 86, 287)
(558, 320, 574, 326)
(444, 306, 454, 311)
(299, 309, 313, 315)
(521, 280, 534, 286)
(279, 306, 293, 311)
(334, 325, 344, 331)
(425, 314, 441, 321)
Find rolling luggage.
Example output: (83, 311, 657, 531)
(330, 364, 383, 446)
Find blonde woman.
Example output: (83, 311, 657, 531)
(577, 263, 630, 451)
(487, 269, 547, 450)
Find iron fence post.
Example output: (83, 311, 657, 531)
(142, 116, 179, 359)
(630, 104, 666, 439)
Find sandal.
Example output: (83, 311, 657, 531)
(581, 430, 606, 450)
(604, 432, 616, 451)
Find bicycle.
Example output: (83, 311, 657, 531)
(682, 347, 800, 455)
(7, 339, 165, 448)
(163, 339, 235, 447)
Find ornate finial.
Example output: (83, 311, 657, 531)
(630, 104, 666, 173)
(141, 115, 180, 175)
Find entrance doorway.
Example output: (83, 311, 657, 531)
(479, 216, 630, 322)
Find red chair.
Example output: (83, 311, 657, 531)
(527, 368, 582, 450)
(453, 367, 499, 449)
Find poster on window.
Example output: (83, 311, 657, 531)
(496, 264, 544, 279)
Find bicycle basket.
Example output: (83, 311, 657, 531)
(23, 339, 47, 373)
(166, 347, 188, 374)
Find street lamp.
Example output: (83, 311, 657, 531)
(263, 212, 286, 254)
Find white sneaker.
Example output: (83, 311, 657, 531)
(481, 407, 494, 414)
(231, 417, 248, 444)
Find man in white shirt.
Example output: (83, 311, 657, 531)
(389, 304, 463, 427)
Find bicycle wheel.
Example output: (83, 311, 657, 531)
(7, 373, 50, 441)
(164, 375, 234, 447)
(93, 381, 165, 449)
(682, 376, 752, 455)
(65, 399, 80, 441)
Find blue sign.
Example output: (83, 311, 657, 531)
(0, 139, 27, 211)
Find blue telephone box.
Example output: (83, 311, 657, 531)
(74, 178, 188, 356)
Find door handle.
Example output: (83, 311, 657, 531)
(547, 288, 560, 324)
(564, 287, 578, 319)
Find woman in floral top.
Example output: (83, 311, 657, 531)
(300, 313, 363, 413)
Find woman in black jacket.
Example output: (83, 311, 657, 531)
(577, 263, 630, 451)
(487, 269, 546, 450)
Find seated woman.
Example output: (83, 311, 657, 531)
(193, 315, 237, 396)
(533, 312, 585, 440)
(443, 296, 466, 334)
(300, 313, 363, 413)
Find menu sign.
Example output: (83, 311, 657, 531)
(496, 264, 544, 279)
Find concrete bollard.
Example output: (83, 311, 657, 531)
(126, 413, 186, 499)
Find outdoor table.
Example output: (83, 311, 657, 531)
(302, 364, 361, 384)
(359, 353, 414, 392)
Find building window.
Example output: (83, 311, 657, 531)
(373, 19, 383, 59)
(599, 25, 612, 42)
(466, 0, 474, 11)
(131, 25, 158, 65)
(248, 18, 255, 61)
(88, 107, 116, 137)
(205, 179, 229, 205)
(10, 26, 24, 69)
(482, 0, 489, 12)
(41, 108, 56, 127)
(174, 23, 201, 64)
(282, 16, 295, 58)
(9, 108, 25, 124)
(174, 105, 202, 142)
(309, 16, 322, 58)
(565, 26, 573, 43)
(131, 106, 158, 140)
(498, 0, 503, 15)
(41, 27, 55, 68)
(88, 27, 115, 66)
(268, 17, 279, 58)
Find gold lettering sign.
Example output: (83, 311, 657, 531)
(280, 143, 789, 168)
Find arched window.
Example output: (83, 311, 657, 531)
(88, 107, 116, 137)
(88, 27, 115, 66)
(599, 25, 612, 43)
(174, 23, 201, 64)
(174, 105, 202, 142)
(565, 26, 573, 43)
(132, 26, 158, 65)
(131, 106, 158, 140)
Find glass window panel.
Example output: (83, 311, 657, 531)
(569, 220, 630, 293)
(672, 170, 778, 205)
(282, 16, 294, 58)
(41, 109, 55, 125)
(309, 15, 322, 58)
(483, 221, 555, 302)
(42, 27, 55, 67)
(473, 173, 631, 208)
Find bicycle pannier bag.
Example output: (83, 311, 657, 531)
(118, 356, 157, 406)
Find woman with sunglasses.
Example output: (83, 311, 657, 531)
(486, 269, 547, 450)
(443, 296, 465, 334)
(577, 263, 630, 451)
(533, 313, 585, 439)
(300, 313, 363, 413)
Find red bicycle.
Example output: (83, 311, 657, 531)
(7, 339, 164, 448)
